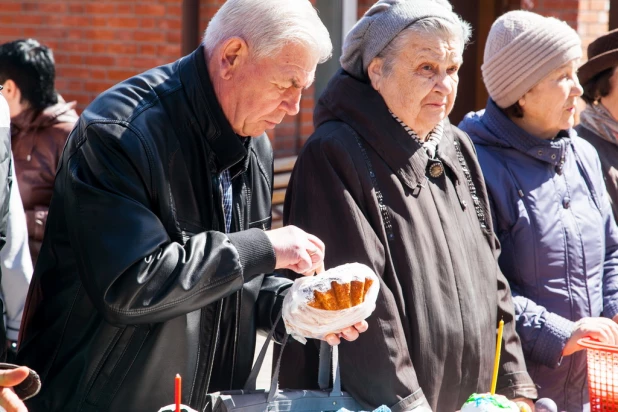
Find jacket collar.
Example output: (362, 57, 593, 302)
(179, 45, 248, 174)
(482, 99, 570, 166)
(315, 69, 459, 190)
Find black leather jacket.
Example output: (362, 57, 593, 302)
(17, 46, 290, 412)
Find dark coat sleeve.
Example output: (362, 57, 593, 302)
(279, 129, 430, 411)
(63, 122, 276, 325)
(457, 132, 538, 399)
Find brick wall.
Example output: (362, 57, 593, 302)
(0, 0, 183, 113)
(578, 0, 610, 57)
(517, 0, 609, 59)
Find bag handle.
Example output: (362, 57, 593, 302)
(243, 312, 343, 400)
(243, 311, 283, 391)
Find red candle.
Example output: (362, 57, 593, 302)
(175, 374, 181, 412)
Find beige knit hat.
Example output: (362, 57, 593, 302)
(482, 10, 582, 108)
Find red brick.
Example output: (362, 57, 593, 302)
(167, 4, 182, 16)
(91, 43, 108, 54)
(19, 14, 44, 25)
(21, 3, 38, 12)
(69, 4, 85, 14)
(140, 18, 156, 29)
(63, 43, 91, 53)
(108, 17, 140, 29)
(114, 30, 134, 41)
(83, 29, 116, 41)
(63, 15, 89, 27)
(156, 44, 181, 57)
(85, 55, 116, 67)
(0, 3, 22, 12)
(139, 4, 166, 16)
(134, 31, 165, 42)
(116, 4, 134, 14)
(140, 44, 157, 55)
(58, 67, 91, 80)
(90, 69, 107, 80)
(69, 55, 84, 65)
(133, 57, 166, 68)
(107, 70, 138, 82)
(158, 19, 182, 30)
(84, 82, 110, 93)
(166, 31, 181, 43)
(108, 44, 139, 55)
(84, 4, 115, 14)
(39, 3, 68, 13)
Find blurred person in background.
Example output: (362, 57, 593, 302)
(0, 39, 78, 266)
(459, 11, 618, 411)
(577, 29, 618, 223)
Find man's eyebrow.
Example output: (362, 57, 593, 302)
(291, 76, 315, 90)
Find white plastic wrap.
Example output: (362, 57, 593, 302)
(282, 263, 380, 344)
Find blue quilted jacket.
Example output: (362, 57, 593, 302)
(459, 99, 618, 411)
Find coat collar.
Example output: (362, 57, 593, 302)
(179, 45, 248, 174)
(481, 99, 571, 166)
(314, 69, 462, 190)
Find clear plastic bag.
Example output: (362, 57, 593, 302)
(282, 263, 380, 344)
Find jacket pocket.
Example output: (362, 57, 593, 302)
(82, 325, 150, 410)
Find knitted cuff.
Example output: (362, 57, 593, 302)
(530, 312, 575, 368)
(227, 228, 276, 280)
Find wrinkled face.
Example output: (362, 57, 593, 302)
(368, 31, 462, 139)
(517, 60, 583, 139)
(213, 41, 318, 137)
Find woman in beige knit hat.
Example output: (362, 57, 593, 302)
(459, 10, 618, 412)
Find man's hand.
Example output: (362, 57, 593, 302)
(265, 226, 325, 275)
(563, 317, 618, 356)
(323, 320, 369, 346)
(0, 367, 29, 412)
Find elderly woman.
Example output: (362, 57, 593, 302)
(459, 11, 618, 411)
(577, 29, 618, 222)
(278, 0, 537, 410)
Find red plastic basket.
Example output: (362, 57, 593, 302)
(580, 338, 618, 411)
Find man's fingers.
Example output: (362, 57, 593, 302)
(306, 234, 325, 254)
(0, 387, 27, 412)
(0, 368, 29, 387)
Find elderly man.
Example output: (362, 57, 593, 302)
(279, 0, 537, 411)
(15, 1, 367, 411)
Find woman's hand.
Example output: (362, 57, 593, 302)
(563, 317, 618, 356)
(323, 320, 369, 346)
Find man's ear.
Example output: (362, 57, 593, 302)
(217, 37, 248, 80)
(1, 80, 18, 101)
(367, 58, 384, 91)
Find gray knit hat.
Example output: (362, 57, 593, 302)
(482, 10, 582, 108)
(340, 0, 460, 80)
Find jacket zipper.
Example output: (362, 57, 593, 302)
(197, 173, 227, 409)
(229, 176, 244, 387)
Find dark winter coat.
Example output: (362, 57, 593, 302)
(279, 70, 537, 412)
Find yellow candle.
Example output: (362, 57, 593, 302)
(490, 319, 504, 395)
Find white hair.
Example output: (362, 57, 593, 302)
(379, 16, 472, 76)
(203, 0, 332, 64)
